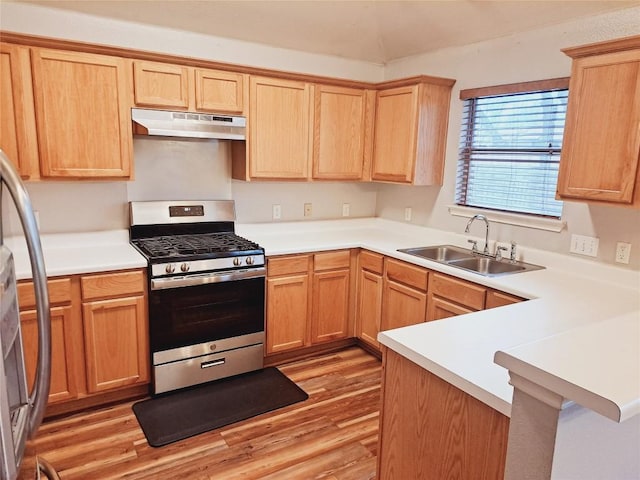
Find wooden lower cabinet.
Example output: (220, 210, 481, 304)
(311, 250, 352, 344)
(381, 258, 428, 331)
(18, 277, 82, 404)
(378, 348, 509, 479)
(486, 290, 524, 309)
(17, 269, 149, 411)
(427, 295, 474, 320)
(80, 270, 149, 393)
(356, 270, 383, 348)
(82, 295, 148, 393)
(266, 273, 309, 353)
(266, 250, 353, 356)
(426, 272, 486, 322)
(381, 280, 427, 329)
(20, 306, 79, 403)
(311, 269, 350, 343)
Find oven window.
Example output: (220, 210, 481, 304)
(149, 277, 265, 352)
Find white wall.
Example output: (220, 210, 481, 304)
(1, 2, 639, 268)
(379, 6, 640, 269)
(0, 2, 383, 82)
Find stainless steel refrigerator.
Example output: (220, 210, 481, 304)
(0, 150, 59, 479)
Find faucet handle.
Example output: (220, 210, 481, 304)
(495, 245, 508, 261)
(467, 239, 478, 253)
(510, 241, 517, 262)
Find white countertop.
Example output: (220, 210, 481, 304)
(5, 229, 147, 280)
(7, 218, 640, 422)
(238, 218, 640, 420)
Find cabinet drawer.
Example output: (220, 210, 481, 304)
(81, 270, 145, 301)
(314, 250, 350, 271)
(18, 278, 72, 309)
(360, 250, 383, 274)
(486, 290, 524, 309)
(430, 273, 485, 310)
(267, 255, 310, 276)
(385, 258, 428, 292)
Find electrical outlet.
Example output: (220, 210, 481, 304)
(404, 207, 412, 222)
(615, 242, 631, 264)
(304, 203, 312, 217)
(342, 203, 350, 217)
(272, 204, 281, 220)
(570, 234, 599, 257)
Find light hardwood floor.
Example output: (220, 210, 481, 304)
(35, 347, 381, 479)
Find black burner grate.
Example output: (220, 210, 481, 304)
(133, 233, 261, 259)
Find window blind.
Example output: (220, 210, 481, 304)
(456, 87, 568, 218)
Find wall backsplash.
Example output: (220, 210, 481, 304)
(232, 180, 378, 223)
(127, 136, 233, 202)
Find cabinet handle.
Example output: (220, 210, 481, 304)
(201, 358, 225, 369)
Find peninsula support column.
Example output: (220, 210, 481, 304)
(503, 372, 565, 480)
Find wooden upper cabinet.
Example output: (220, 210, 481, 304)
(194, 68, 245, 114)
(132, 60, 245, 114)
(312, 85, 369, 180)
(0, 43, 39, 178)
(371, 77, 454, 185)
(557, 36, 640, 207)
(133, 60, 190, 109)
(31, 48, 133, 178)
(248, 76, 313, 179)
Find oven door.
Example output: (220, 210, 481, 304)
(148, 268, 265, 355)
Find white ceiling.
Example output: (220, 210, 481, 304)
(14, 0, 640, 63)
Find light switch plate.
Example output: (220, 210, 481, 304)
(570, 234, 599, 257)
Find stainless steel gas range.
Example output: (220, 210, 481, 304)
(129, 200, 265, 395)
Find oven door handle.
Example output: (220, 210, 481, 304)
(150, 267, 266, 290)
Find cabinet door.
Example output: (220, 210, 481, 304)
(0, 43, 38, 178)
(356, 269, 383, 348)
(311, 269, 350, 343)
(195, 68, 245, 114)
(371, 85, 418, 183)
(266, 274, 309, 353)
(312, 85, 366, 180)
(381, 280, 427, 331)
(21, 306, 78, 403)
(31, 49, 133, 178)
(249, 76, 312, 179)
(133, 60, 190, 109)
(82, 296, 148, 393)
(558, 49, 640, 205)
(427, 295, 474, 322)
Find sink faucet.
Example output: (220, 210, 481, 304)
(464, 214, 490, 255)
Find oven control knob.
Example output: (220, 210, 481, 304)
(233, 257, 241, 266)
(246, 256, 254, 265)
(180, 263, 190, 272)
(165, 264, 176, 274)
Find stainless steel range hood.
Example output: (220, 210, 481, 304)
(132, 108, 246, 140)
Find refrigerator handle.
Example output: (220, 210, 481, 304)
(0, 150, 51, 438)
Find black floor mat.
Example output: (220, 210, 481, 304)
(132, 367, 308, 447)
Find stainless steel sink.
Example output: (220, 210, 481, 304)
(448, 257, 526, 275)
(397, 244, 544, 277)
(398, 245, 475, 262)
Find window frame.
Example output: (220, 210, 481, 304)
(455, 78, 570, 221)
